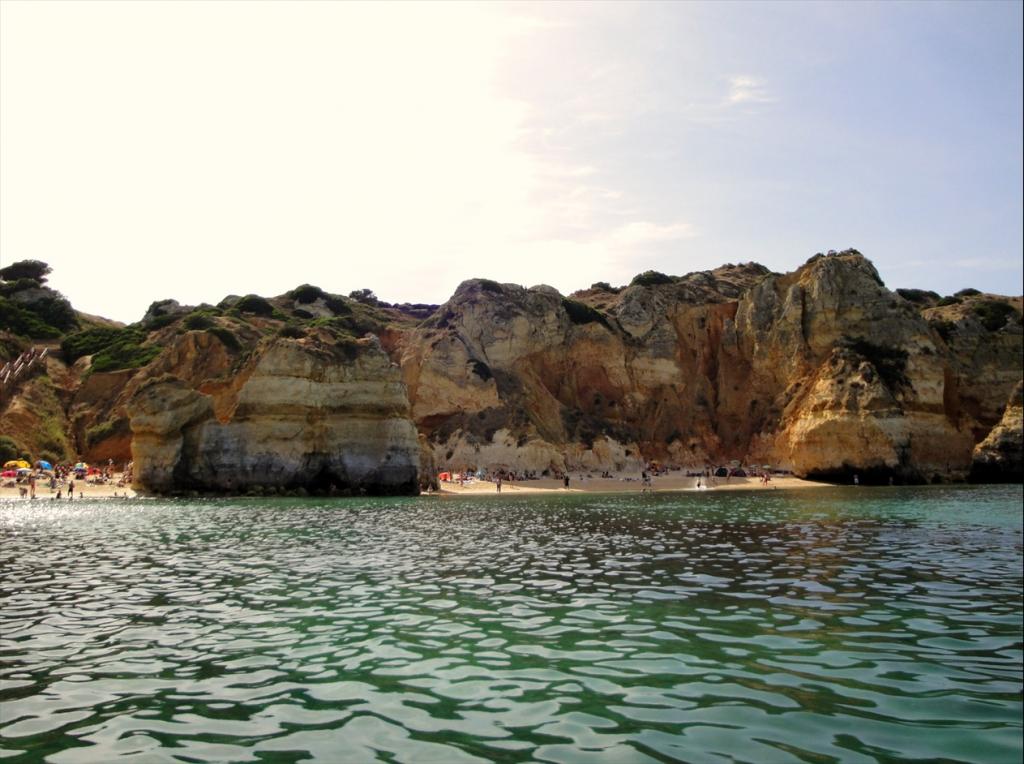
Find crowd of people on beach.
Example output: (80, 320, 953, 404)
(2, 458, 133, 500)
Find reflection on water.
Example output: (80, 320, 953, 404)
(1, 486, 1021, 762)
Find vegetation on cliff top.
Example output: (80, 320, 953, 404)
(630, 271, 675, 287)
(972, 300, 1020, 332)
(0, 260, 52, 283)
(89, 328, 162, 373)
(561, 298, 612, 329)
(0, 260, 78, 338)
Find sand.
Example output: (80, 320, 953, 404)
(0, 478, 136, 502)
(433, 473, 829, 496)
(0, 472, 830, 502)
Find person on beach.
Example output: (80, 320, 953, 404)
(29, 474, 36, 499)
(563, 474, 570, 489)
(68, 479, 75, 499)
(496, 475, 502, 493)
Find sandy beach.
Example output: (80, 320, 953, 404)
(0, 479, 136, 502)
(0, 473, 830, 501)
(433, 473, 829, 496)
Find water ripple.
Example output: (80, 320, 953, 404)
(1, 486, 1021, 762)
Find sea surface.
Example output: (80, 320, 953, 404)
(1, 485, 1021, 763)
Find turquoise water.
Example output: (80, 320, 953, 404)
(1, 485, 1021, 763)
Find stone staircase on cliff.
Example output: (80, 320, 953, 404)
(0, 347, 48, 408)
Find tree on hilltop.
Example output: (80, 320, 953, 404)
(349, 288, 381, 306)
(0, 260, 51, 284)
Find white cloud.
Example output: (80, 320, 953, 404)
(727, 75, 775, 105)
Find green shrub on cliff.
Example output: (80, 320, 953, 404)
(972, 300, 1019, 332)
(896, 288, 940, 305)
(0, 334, 28, 363)
(0, 297, 62, 338)
(843, 336, 910, 390)
(0, 278, 46, 297)
(85, 417, 129, 448)
(477, 280, 504, 294)
(630, 271, 675, 287)
(0, 436, 22, 464)
(62, 327, 125, 362)
(0, 260, 51, 284)
(289, 284, 350, 315)
(89, 327, 161, 373)
(235, 294, 276, 316)
(561, 298, 611, 329)
(182, 312, 215, 331)
(143, 313, 180, 330)
(209, 326, 241, 351)
(26, 294, 77, 332)
(349, 288, 381, 305)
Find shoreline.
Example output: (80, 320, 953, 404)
(0, 480, 136, 501)
(0, 474, 830, 502)
(1, 475, 1004, 501)
(432, 474, 831, 496)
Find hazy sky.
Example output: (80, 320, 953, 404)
(2, 1, 1021, 323)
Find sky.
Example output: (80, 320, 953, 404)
(1, 0, 1021, 323)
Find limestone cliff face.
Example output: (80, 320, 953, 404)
(8, 251, 1019, 487)
(398, 254, 1021, 483)
(128, 336, 420, 495)
(732, 253, 976, 481)
(970, 382, 1023, 483)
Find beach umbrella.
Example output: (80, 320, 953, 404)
(74, 462, 88, 470)
(16, 468, 31, 475)
(4, 459, 30, 469)
(35, 460, 52, 470)
(1, 470, 16, 478)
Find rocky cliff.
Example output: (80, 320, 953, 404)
(2, 252, 1021, 488)
(127, 335, 421, 495)
(970, 382, 1023, 483)
(398, 252, 1022, 484)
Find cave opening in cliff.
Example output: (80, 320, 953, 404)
(303, 464, 351, 497)
(805, 465, 926, 486)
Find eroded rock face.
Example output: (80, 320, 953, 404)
(733, 254, 977, 483)
(398, 254, 1022, 482)
(28, 251, 1020, 487)
(970, 382, 1023, 483)
(129, 338, 420, 494)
